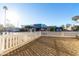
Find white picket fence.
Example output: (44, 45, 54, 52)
(0, 31, 79, 55)
(0, 32, 41, 55)
(41, 31, 79, 37)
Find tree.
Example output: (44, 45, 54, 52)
(72, 26, 79, 31)
(66, 24, 71, 28)
(72, 16, 79, 22)
(61, 25, 65, 31)
(6, 23, 15, 28)
(0, 24, 4, 32)
(72, 16, 79, 31)
(3, 6, 8, 10)
(20, 25, 33, 32)
(50, 26, 56, 31)
(4, 23, 15, 31)
(3, 6, 8, 32)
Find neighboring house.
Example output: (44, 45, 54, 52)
(55, 27, 63, 32)
(64, 24, 72, 31)
(33, 24, 47, 31)
(21, 24, 47, 32)
(21, 25, 35, 32)
(6, 27, 20, 32)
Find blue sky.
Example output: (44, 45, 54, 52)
(0, 3, 79, 27)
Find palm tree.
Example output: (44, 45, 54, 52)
(72, 16, 79, 22)
(3, 6, 8, 10)
(3, 6, 8, 27)
(3, 6, 8, 32)
(72, 16, 79, 31)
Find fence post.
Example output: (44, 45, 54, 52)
(1, 37, 5, 50)
(10, 36, 12, 47)
(61, 32, 64, 37)
(6, 37, 9, 49)
(0, 37, 2, 50)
